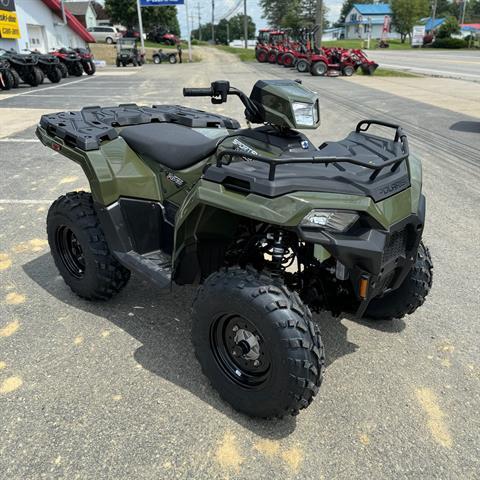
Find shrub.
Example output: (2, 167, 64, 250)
(431, 38, 468, 48)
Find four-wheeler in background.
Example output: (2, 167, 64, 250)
(0, 58, 15, 90)
(116, 38, 144, 67)
(51, 48, 84, 77)
(36, 79, 432, 419)
(73, 47, 96, 75)
(147, 27, 179, 45)
(26, 50, 63, 84)
(152, 49, 177, 64)
(0, 48, 43, 86)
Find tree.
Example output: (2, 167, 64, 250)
(259, 0, 328, 29)
(105, 0, 180, 34)
(437, 15, 460, 37)
(191, 14, 256, 44)
(391, 0, 430, 42)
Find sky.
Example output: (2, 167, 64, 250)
(176, 0, 344, 38)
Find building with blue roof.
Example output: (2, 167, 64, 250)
(344, 3, 400, 40)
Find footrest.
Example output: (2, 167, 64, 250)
(115, 250, 172, 289)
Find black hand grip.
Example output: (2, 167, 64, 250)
(183, 87, 212, 97)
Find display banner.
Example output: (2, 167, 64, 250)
(0, 0, 21, 39)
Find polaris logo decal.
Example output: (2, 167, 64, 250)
(167, 173, 185, 188)
(232, 138, 258, 156)
(378, 179, 408, 196)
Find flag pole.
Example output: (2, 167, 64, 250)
(136, 0, 146, 55)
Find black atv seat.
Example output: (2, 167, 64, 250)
(120, 123, 221, 170)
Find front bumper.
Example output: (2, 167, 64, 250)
(298, 194, 426, 307)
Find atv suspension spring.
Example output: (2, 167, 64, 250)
(271, 231, 286, 273)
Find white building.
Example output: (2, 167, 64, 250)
(344, 3, 400, 40)
(0, 0, 95, 53)
(64, 1, 97, 30)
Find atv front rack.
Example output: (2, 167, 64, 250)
(217, 120, 409, 181)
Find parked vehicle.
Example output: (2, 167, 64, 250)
(27, 50, 63, 83)
(36, 79, 432, 418)
(73, 47, 96, 75)
(116, 39, 144, 67)
(0, 49, 43, 86)
(148, 27, 179, 45)
(87, 25, 122, 44)
(0, 58, 15, 90)
(152, 49, 177, 64)
(50, 48, 84, 77)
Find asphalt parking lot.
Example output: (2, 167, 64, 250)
(1, 50, 479, 479)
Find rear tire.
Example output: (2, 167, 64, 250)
(10, 68, 20, 87)
(85, 60, 96, 75)
(26, 66, 43, 86)
(71, 62, 83, 77)
(282, 53, 295, 67)
(47, 66, 62, 83)
(153, 55, 161, 64)
(365, 242, 433, 320)
(47, 192, 131, 301)
(311, 61, 328, 76)
(192, 267, 325, 418)
(106, 37, 114, 44)
(0, 69, 15, 90)
(168, 54, 177, 64)
(296, 59, 310, 73)
(58, 63, 68, 78)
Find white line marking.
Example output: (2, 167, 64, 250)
(0, 138, 37, 142)
(0, 76, 94, 101)
(0, 199, 53, 204)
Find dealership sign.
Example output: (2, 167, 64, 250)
(0, 0, 20, 39)
(140, 0, 185, 6)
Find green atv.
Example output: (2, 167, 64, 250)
(36, 79, 432, 418)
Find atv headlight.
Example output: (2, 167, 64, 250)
(301, 210, 359, 232)
(292, 101, 317, 127)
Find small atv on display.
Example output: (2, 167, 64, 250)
(152, 49, 177, 64)
(51, 48, 84, 77)
(0, 48, 43, 86)
(0, 58, 15, 90)
(73, 47, 96, 75)
(116, 39, 144, 67)
(37, 79, 433, 419)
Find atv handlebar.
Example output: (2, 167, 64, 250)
(183, 80, 262, 123)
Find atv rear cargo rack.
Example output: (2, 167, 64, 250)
(216, 120, 409, 182)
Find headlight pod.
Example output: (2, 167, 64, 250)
(300, 210, 359, 233)
(292, 101, 317, 127)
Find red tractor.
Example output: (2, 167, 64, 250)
(255, 29, 285, 63)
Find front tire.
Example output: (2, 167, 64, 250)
(192, 268, 325, 418)
(311, 61, 328, 76)
(47, 192, 130, 300)
(365, 242, 433, 320)
(47, 66, 62, 83)
(58, 62, 68, 78)
(296, 59, 310, 73)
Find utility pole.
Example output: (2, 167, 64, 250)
(315, 0, 324, 49)
(243, 0, 248, 49)
(211, 0, 215, 43)
(431, 0, 437, 27)
(197, 2, 202, 41)
(136, 0, 145, 55)
(461, 0, 467, 25)
(185, 0, 192, 61)
(226, 20, 230, 44)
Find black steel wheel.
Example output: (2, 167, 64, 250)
(192, 267, 325, 418)
(47, 192, 130, 300)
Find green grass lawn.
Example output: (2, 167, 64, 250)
(215, 45, 256, 61)
(321, 39, 412, 50)
(363, 67, 420, 77)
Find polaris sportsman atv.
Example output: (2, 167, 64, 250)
(27, 50, 63, 84)
(36, 79, 432, 418)
(0, 49, 43, 87)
